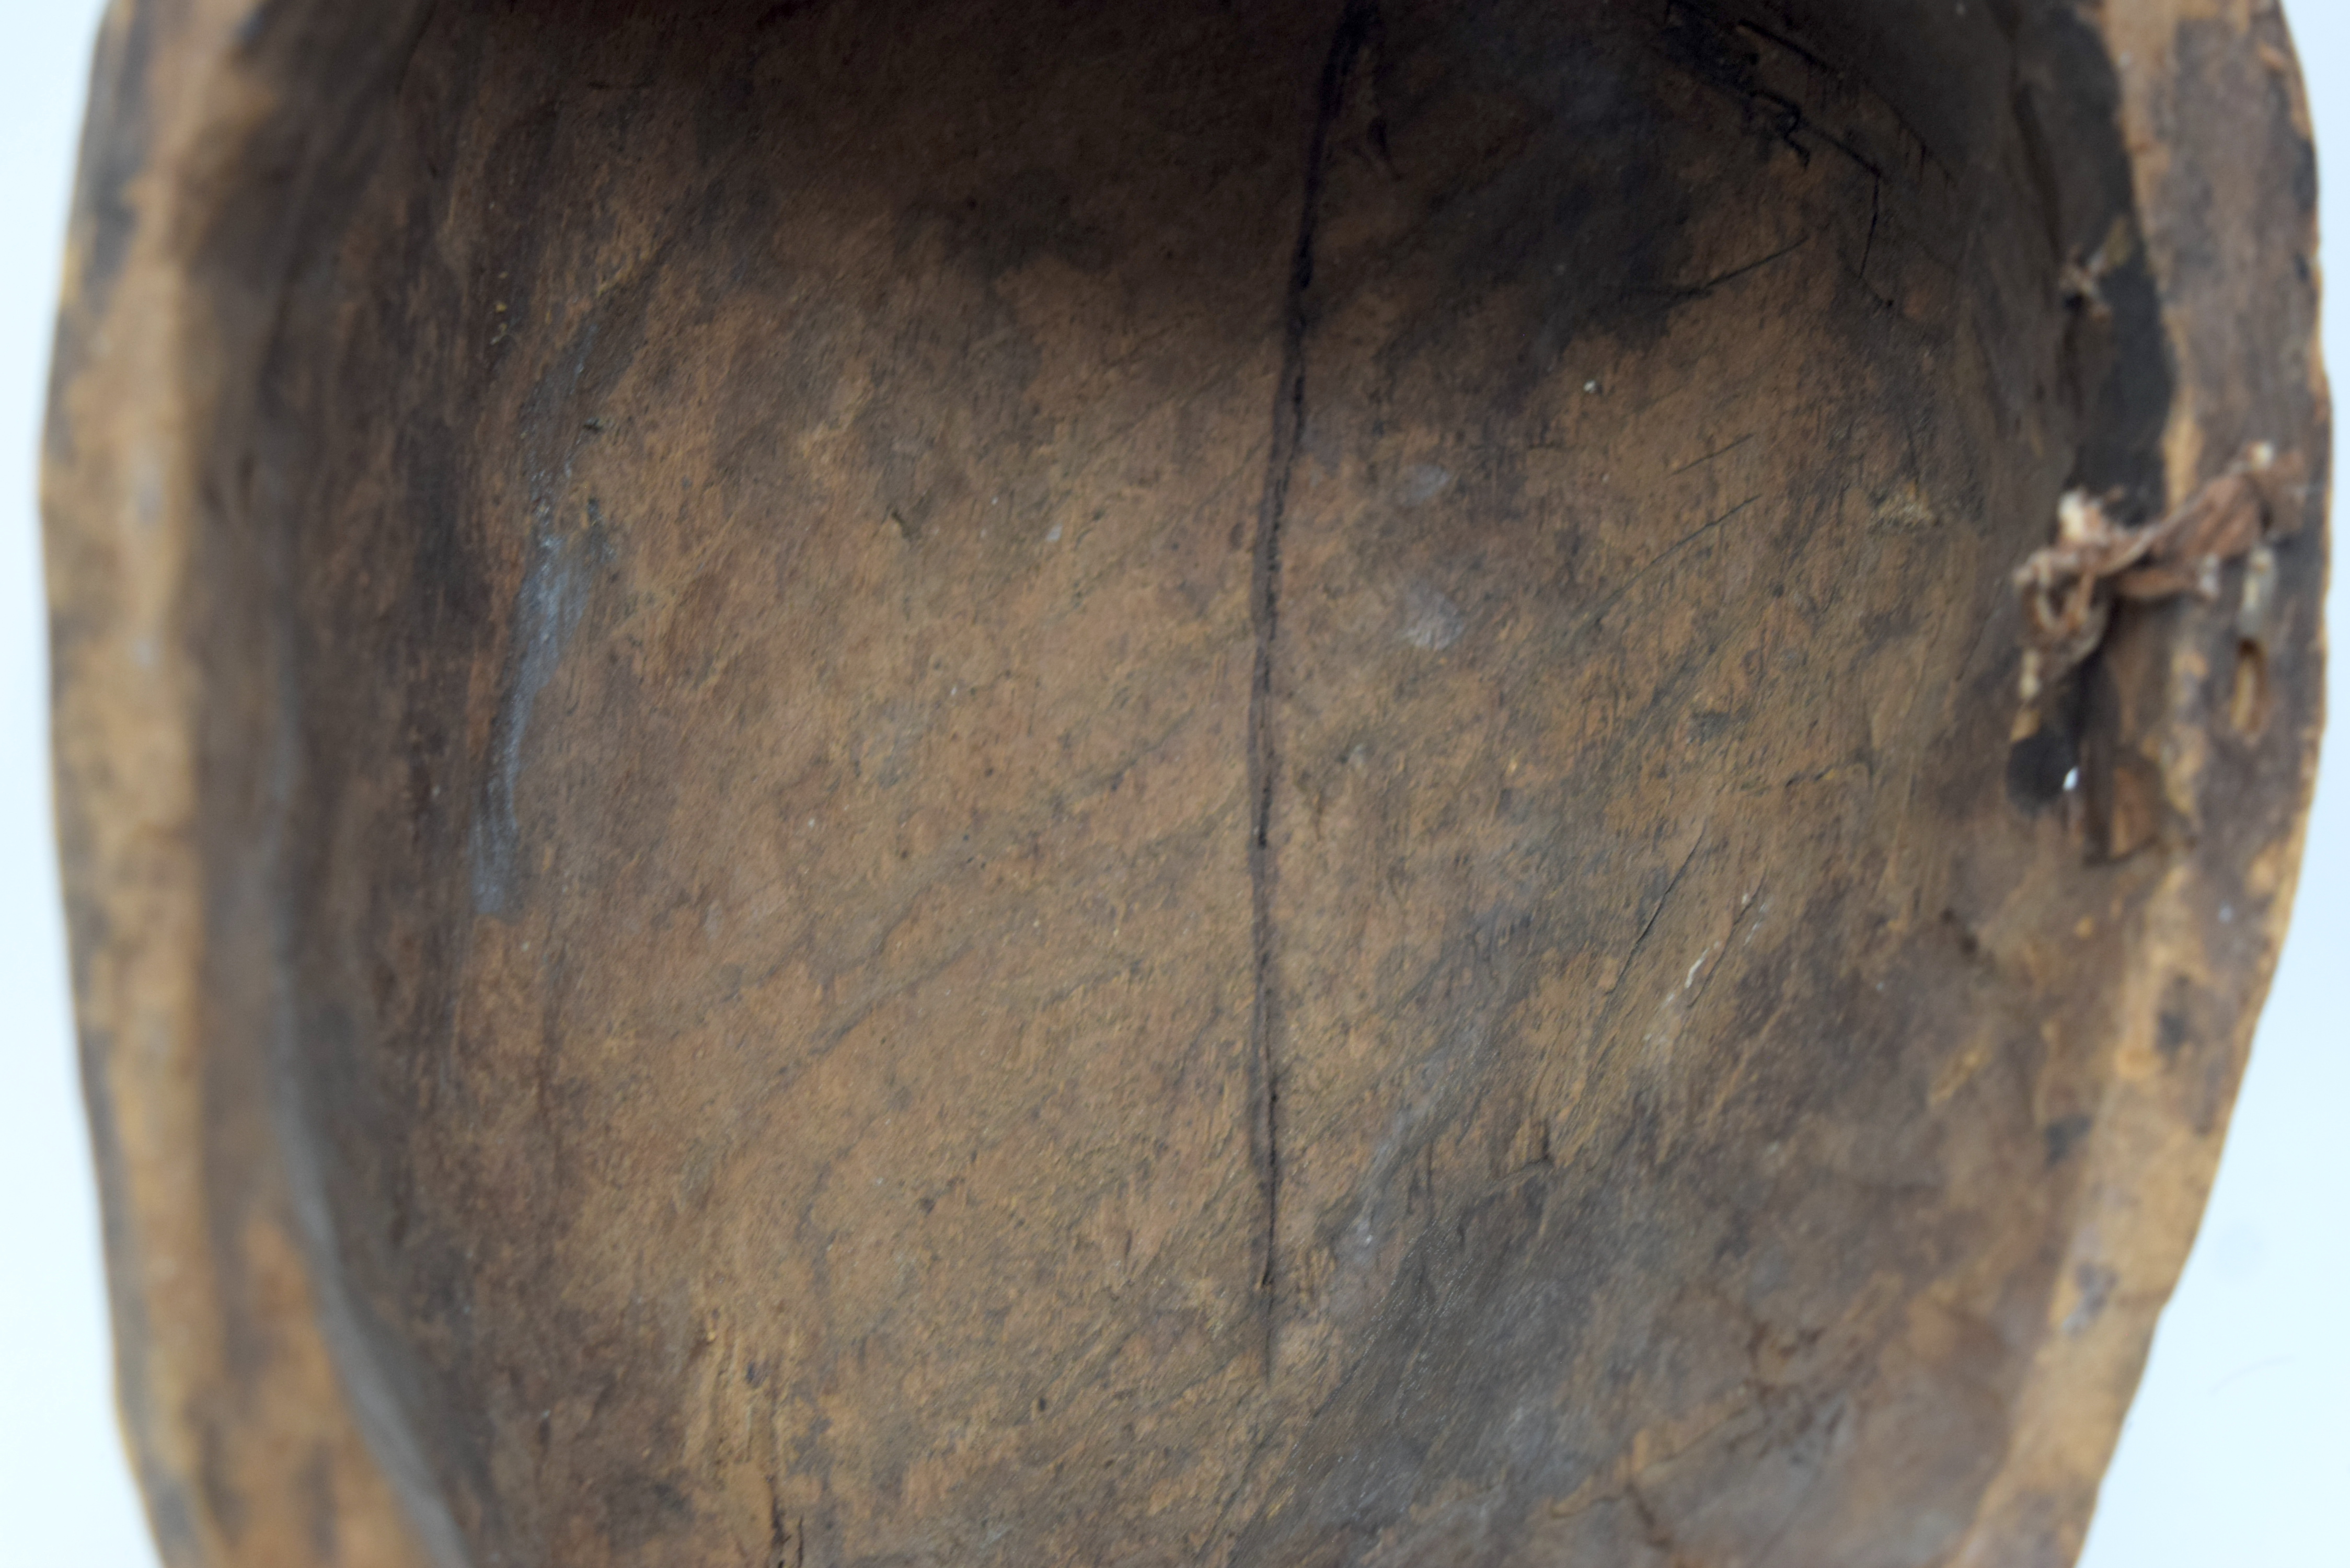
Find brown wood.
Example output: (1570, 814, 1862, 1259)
(43, 1, 2326, 1564)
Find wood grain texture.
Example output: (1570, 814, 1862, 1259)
(44, 1, 2326, 1565)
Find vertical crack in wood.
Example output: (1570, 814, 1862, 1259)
(1248, 0, 1372, 1377)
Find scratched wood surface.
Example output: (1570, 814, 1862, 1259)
(44, 1, 2326, 1565)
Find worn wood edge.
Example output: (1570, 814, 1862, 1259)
(1950, 2, 2330, 1562)
(42, 1, 439, 1564)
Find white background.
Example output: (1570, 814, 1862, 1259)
(2, 4, 2342, 1564)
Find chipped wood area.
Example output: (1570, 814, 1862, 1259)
(42, 1, 2324, 1566)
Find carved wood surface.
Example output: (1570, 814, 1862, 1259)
(44, 1, 2326, 1564)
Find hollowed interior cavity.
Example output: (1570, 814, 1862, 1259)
(190, 1, 2168, 1561)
